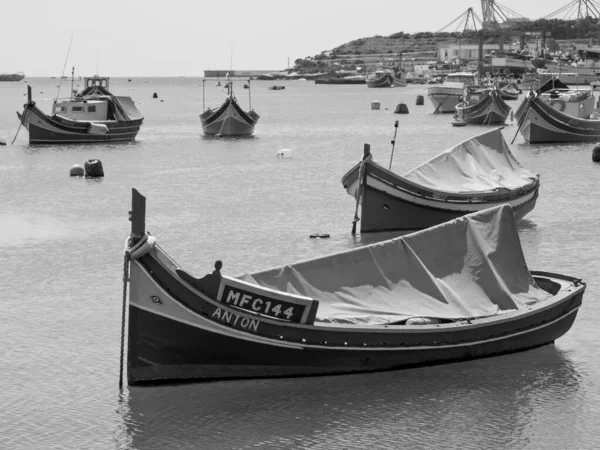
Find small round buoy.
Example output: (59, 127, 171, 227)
(371, 101, 380, 110)
(152, 92, 158, 99)
(593, 143, 600, 162)
(160, 99, 164, 102)
(310, 233, 330, 239)
(416, 95, 424, 106)
(69, 164, 85, 176)
(394, 103, 409, 114)
(0, 139, 6, 146)
(84, 159, 104, 178)
(277, 148, 293, 158)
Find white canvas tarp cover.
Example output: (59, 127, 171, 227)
(240, 205, 551, 324)
(402, 128, 538, 193)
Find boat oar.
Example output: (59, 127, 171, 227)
(510, 96, 532, 144)
(433, 93, 451, 114)
(351, 144, 371, 235)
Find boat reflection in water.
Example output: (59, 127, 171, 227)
(121, 346, 582, 449)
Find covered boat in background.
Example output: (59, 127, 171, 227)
(341, 128, 539, 232)
(514, 77, 599, 143)
(124, 188, 584, 385)
(200, 77, 259, 136)
(455, 87, 512, 125)
(427, 72, 478, 113)
(16, 76, 143, 144)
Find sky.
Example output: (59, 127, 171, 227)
(0, 0, 587, 76)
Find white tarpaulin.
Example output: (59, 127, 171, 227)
(402, 128, 538, 193)
(240, 205, 550, 324)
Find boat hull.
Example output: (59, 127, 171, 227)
(518, 93, 600, 143)
(366, 73, 394, 88)
(457, 90, 512, 125)
(357, 179, 538, 232)
(200, 99, 258, 136)
(19, 103, 141, 144)
(427, 86, 462, 113)
(127, 254, 583, 385)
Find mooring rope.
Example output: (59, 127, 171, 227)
(119, 240, 130, 390)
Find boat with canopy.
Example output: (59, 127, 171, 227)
(122, 189, 585, 385)
(341, 128, 540, 232)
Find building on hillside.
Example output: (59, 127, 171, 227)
(436, 43, 522, 63)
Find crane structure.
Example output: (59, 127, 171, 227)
(437, 7, 483, 33)
(544, 0, 600, 20)
(480, 0, 528, 29)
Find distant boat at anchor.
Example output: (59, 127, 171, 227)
(200, 76, 259, 136)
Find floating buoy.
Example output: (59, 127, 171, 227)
(394, 103, 409, 114)
(371, 101, 380, 110)
(310, 233, 330, 239)
(160, 99, 164, 102)
(152, 92, 158, 99)
(0, 139, 6, 146)
(416, 95, 424, 105)
(69, 164, 85, 176)
(593, 143, 600, 162)
(277, 148, 293, 158)
(84, 159, 104, 178)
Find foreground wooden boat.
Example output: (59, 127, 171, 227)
(455, 87, 512, 125)
(199, 78, 259, 136)
(124, 189, 584, 385)
(16, 76, 143, 144)
(341, 128, 539, 232)
(514, 79, 600, 143)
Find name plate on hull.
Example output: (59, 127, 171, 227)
(217, 276, 318, 324)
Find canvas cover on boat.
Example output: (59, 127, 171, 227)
(401, 128, 538, 193)
(240, 205, 551, 324)
(113, 96, 144, 121)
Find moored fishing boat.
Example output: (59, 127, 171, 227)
(123, 188, 584, 385)
(499, 81, 520, 100)
(341, 128, 539, 232)
(455, 87, 512, 125)
(427, 72, 478, 113)
(514, 80, 600, 143)
(16, 75, 143, 144)
(366, 58, 406, 88)
(199, 77, 259, 136)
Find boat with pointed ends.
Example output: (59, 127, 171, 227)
(16, 76, 143, 144)
(455, 87, 512, 125)
(341, 128, 539, 232)
(124, 188, 584, 385)
(427, 72, 478, 113)
(514, 78, 600, 143)
(499, 82, 520, 101)
(0, 72, 25, 81)
(366, 59, 406, 88)
(200, 78, 259, 136)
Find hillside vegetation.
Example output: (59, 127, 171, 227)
(292, 17, 600, 74)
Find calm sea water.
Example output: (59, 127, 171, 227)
(1, 77, 599, 450)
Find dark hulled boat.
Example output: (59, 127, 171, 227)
(124, 189, 584, 385)
(16, 76, 143, 144)
(341, 128, 539, 232)
(455, 87, 512, 125)
(514, 79, 600, 143)
(199, 78, 259, 136)
(499, 82, 521, 100)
